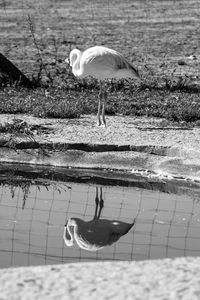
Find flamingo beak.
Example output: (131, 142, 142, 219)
(65, 58, 69, 64)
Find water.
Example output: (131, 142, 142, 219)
(0, 166, 200, 268)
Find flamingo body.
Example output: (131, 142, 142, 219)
(66, 46, 139, 126)
(68, 46, 139, 80)
(64, 217, 134, 251)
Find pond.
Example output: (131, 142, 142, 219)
(0, 165, 200, 268)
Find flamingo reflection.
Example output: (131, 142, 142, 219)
(63, 187, 135, 251)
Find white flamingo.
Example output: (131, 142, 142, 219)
(63, 187, 135, 251)
(65, 46, 139, 126)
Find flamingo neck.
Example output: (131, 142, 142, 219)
(64, 218, 83, 247)
(65, 219, 90, 250)
(64, 218, 103, 251)
(63, 223, 74, 246)
(70, 49, 83, 77)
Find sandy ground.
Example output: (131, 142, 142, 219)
(1, 113, 199, 147)
(0, 114, 200, 181)
(0, 257, 200, 300)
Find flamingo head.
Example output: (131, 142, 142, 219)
(63, 219, 74, 247)
(65, 49, 82, 68)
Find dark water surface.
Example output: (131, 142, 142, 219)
(0, 167, 200, 268)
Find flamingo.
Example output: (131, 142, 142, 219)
(65, 46, 139, 126)
(63, 187, 135, 251)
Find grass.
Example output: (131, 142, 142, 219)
(0, 82, 200, 124)
(0, 0, 200, 124)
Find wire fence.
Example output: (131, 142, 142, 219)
(0, 180, 200, 268)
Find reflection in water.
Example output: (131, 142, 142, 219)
(63, 187, 135, 251)
(0, 171, 200, 268)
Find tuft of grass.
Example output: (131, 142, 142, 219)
(0, 87, 83, 118)
(0, 82, 200, 125)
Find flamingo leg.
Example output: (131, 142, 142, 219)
(97, 187, 104, 219)
(97, 81, 102, 126)
(102, 89, 107, 126)
(94, 187, 99, 220)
